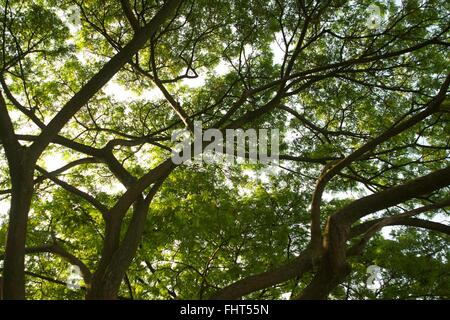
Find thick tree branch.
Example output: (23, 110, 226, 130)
(0, 90, 21, 160)
(336, 166, 450, 225)
(210, 247, 314, 300)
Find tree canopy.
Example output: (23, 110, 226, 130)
(0, 0, 449, 300)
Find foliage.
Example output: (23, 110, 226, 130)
(0, 0, 449, 300)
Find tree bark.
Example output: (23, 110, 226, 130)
(210, 247, 314, 300)
(2, 158, 35, 299)
(86, 175, 169, 299)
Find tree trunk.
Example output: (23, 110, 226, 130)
(86, 198, 151, 299)
(86, 279, 119, 300)
(297, 216, 351, 300)
(2, 160, 34, 300)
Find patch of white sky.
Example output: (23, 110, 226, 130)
(0, 199, 9, 223)
(103, 81, 165, 103)
(281, 292, 291, 300)
(40, 152, 66, 172)
(270, 32, 287, 66)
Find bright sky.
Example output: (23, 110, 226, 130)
(0, 195, 9, 225)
